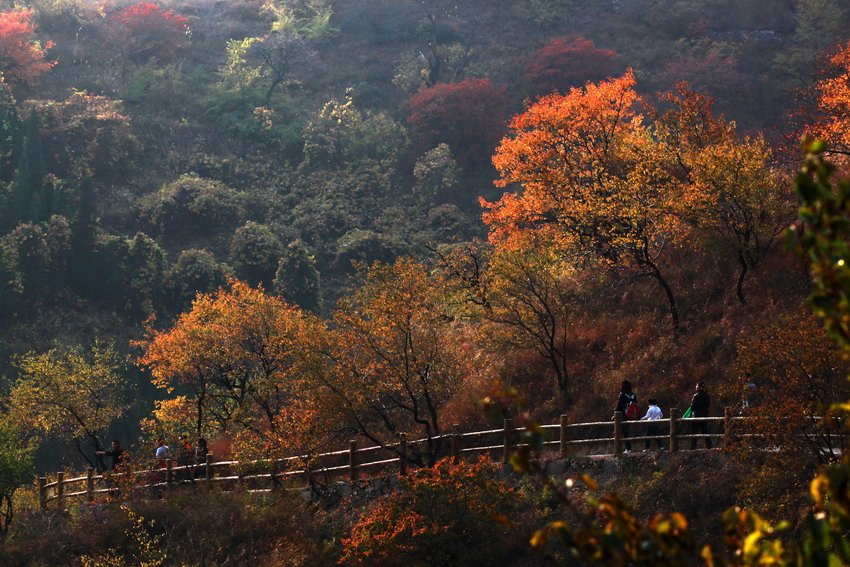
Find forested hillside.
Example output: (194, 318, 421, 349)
(2, 0, 850, 564)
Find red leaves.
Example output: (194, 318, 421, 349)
(520, 36, 616, 97)
(0, 9, 54, 86)
(104, 2, 190, 64)
(341, 457, 523, 565)
(407, 78, 508, 165)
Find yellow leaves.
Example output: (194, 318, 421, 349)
(9, 341, 129, 441)
(721, 506, 795, 565)
(530, 526, 552, 550)
(138, 279, 328, 443)
(217, 37, 264, 91)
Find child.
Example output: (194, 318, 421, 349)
(639, 398, 664, 451)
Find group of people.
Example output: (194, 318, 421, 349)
(95, 435, 210, 474)
(155, 435, 209, 470)
(615, 380, 713, 453)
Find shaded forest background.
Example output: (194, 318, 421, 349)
(1, 0, 850, 563)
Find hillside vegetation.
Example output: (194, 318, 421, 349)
(1, 0, 850, 564)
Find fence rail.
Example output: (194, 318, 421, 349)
(38, 408, 734, 508)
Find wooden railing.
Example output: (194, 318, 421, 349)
(38, 408, 733, 508)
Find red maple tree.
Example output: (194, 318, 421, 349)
(104, 2, 190, 66)
(407, 78, 508, 165)
(520, 36, 616, 97)
(0, 9, 55, 87)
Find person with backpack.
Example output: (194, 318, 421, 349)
(687, 381, 713, 449)
(614, 380, 638, 453)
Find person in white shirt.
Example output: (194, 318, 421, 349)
(639, 398, 664, 451)
(155, 437, 171, 463)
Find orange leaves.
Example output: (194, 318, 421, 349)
(341, 457, 524, 566)
(492, 70, 642, 194)
(138, 279, 325, 443)
(485, 70, 679, 266)
(731, 315, 850, 462)
(651, 82, 735, 175)
(0, 9, 54, 87)
(812, 42, 850, 152)
(316, 259, 483, 464)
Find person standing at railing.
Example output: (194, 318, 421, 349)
(96, 439, 125, 470)
(688, 382, 712, 449)
(176, 435, 194, 480)
(155, 437, 171, 463)
(639, 399, 664, 451)
(193, 438, 208, 479)
(614, 380, 638, 453)
(151, 437, 172, 495)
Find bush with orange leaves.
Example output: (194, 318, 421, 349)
(340, 457, 528, 566)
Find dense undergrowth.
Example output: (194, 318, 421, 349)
(0, 0, 848, 564)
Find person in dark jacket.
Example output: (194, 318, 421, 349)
(96, 439, 125, 470)
(688, 381, 712, 449)
(614, 380, 638, 452)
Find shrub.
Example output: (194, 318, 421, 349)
(28, 91, 137, 184)
(520, 35, 617, 97)
(341, 457, 527, 566)
(229, 222, 284, 289)
(102, 2, 190, 67)
(333, 229, 395, 272)
(137, 174, 246, 240)
(165, 249, 233, 313)
(407, 78, 508, 166)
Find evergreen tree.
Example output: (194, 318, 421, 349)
(0, 80, 21, 183)
(6, 109, 46, 228)
(68, 177, 98, 296)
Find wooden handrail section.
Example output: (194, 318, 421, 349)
(36, 411, 764, 508)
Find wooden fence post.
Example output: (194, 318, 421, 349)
(559, 414, 569, 458)
(451, 424, 463, 461)
(349, 439, 358, 481)
(398, 433, 408, 476)
(503, 418, 513, 464)
(724, 408, 731, 448)
(670, 408, 679, 453)
(38, 477, 46, 509)
(56, 472, 64, 507)
(205, 453, 213, 485)
(86, 469, 94, 501)
(268, 458, 279, 491)
(165, 459, 173, 495)
(614, 411, 623, 455)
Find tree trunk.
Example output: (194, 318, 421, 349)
(736, 251, 748, 304)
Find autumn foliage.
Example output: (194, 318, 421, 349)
(341, 457, 526, 566)
(104, 2, 190, 65)
(520, 35, 617, 97)
(407, 78, 508, 165)
(315, 258, 483, 467)
(0, 10, 54, 87)
(808, 41, 850, 172)
(138, 279, 325, 458)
